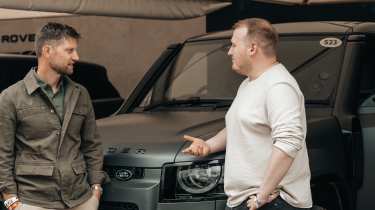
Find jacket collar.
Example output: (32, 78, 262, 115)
(23, 67, 78, 95)
(23, 68, 40, 95)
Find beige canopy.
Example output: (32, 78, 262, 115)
(0, 0, 372, 20)
(0, 8, 71, 20)
(0, 0, 231, 20)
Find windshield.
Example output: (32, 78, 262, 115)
(139, 35, 345, 110)
(165, 40, 241, 101)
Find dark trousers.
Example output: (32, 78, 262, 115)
(225, 197, 311, 210)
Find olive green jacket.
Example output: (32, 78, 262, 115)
(0, 70, 108, 208)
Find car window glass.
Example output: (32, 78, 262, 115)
(165, 40, 243, 101)
(145, 35, 345, 109)
(279, 35, 345, 105)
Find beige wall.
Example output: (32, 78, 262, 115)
(0, 15, 205, 97)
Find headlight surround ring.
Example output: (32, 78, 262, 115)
(176, 162, 223, 194)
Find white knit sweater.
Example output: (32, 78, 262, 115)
(224, 63, 312, 208)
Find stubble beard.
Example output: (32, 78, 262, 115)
(51, 63, 73, 76)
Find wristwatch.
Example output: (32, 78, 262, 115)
(4, 196, 19, 210)
(254, 195, 265, 209)
(91, 185, 103, 195)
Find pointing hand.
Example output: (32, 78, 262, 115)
(182, 135, 211, 157)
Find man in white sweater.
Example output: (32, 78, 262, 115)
(183, 18, 312, 210)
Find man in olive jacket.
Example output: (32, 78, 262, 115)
(0, 23, 107, 210)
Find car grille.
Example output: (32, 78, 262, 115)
(99, 201, 139, 210)
(104, 166, 144, 180)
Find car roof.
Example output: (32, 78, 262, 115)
(188, 21, 375, 41)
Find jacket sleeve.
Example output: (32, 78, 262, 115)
(266, 82, 306, 158)
(80, 88, 110, 185)
(0, 90, 18, 194)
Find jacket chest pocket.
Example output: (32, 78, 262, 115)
(72, 108, 86, 124)
(67, 107, 88, 139)
(17, 105, 57, 139)
(17, 105, 50, 119)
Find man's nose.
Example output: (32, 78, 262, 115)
(72, 51, 79, 61)
(227, 47, 232, 56)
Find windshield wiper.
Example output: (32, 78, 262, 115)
(144, 97, 232, 111)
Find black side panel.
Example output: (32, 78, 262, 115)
(307, 116, 350, 210)
(70, 62, 124, 119)
(357, 94, 375, 209)
(0, 56, 35, 92)
(70, 62, 121, 99)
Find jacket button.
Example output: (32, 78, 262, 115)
(50, 109, 54, 113)
(56, 132, 60, 136)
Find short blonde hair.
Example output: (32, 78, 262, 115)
(233, 18, 278, 57)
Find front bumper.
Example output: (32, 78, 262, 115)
(100, 168, 226, 210)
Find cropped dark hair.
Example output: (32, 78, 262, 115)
(233, 18, 278, 57)
(35, 22, 80, 57)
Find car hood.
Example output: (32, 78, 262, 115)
(97, 110, 226, 168)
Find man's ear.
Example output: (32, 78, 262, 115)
(248, 43, 257, 56)
(41, 44, 52, 58)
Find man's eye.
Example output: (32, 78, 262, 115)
(223, 45, 231, 50)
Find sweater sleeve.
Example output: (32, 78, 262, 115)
(266, 82, 306, 158)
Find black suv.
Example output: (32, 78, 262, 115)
(0, 54, 123, 119)
(99, 21, 375, 210)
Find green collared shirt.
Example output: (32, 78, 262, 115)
(33, 70, 66, 121)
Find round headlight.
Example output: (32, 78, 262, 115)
(176, 163, 222, 194)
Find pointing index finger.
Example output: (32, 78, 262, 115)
(183, 135, 197, 142)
